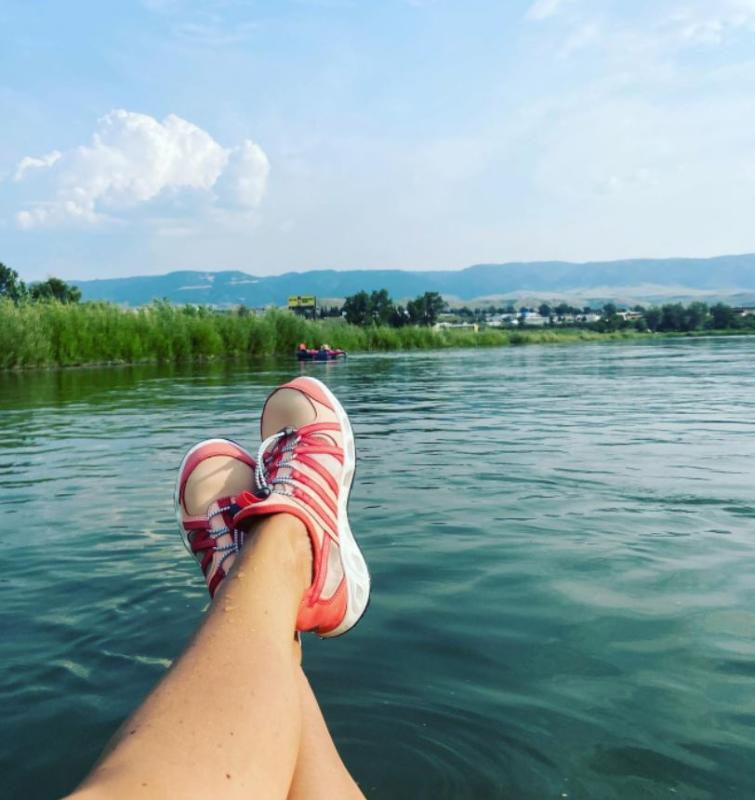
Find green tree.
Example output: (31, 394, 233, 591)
(407, 291, 446, 326)
(659, 303, 684, 332)
(342, 290, 371, 326)
(342, 288, 398, 326)
(538, 303, 552, 319)
(0, 263, 27, 303)
(29, 276, 81, 303)
(709, 303, 737, 330)
(644, 307, 661, 332)
(683, 301, 708, 331)
(368, 289, 395, 325)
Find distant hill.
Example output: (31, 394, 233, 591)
(72, 254, 755, 307)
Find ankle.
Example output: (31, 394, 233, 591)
(241, 513, 312, 593)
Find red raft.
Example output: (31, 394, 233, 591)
(297, 345, 347, 361)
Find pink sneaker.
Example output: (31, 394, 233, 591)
(174, 438, 256, 598)
(233, 377, 371, 637)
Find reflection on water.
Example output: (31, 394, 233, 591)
(1, 337, 755, 799)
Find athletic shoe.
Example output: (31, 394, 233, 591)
(233, 377, 370, 637)
(174, 438, 256, 598)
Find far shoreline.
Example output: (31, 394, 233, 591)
(2, 326, 753, 374)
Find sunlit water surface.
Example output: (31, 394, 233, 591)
(1, 338, 755, 799)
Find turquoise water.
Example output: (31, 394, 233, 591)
(1, 338, 755, 799)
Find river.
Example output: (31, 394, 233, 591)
(1, 337, 754, 799)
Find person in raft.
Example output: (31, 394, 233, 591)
(68, 376, 371, 800)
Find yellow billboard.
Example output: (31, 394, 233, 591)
(288, 295, 316, 309)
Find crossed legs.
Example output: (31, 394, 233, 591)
(68, 514, 365, 799)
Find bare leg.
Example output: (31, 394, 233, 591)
(287, 669, 366, 800)
(69, 513, 311, 800)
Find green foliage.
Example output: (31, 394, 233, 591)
(0, 263, 28, 303)
(0, 300, 638, 369)
(1, 291, 754, 370)
(342, 288, 445, 327)
(585, 300, 750, 335)
(645, 306, 661, 331)
(406, 291, 446, 326)
(709, 302, 737, 330)
(342, 288, 396, 326)
(28, 277, 81, 303)
(342, 290, 371, 325)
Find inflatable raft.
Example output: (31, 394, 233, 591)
(297, 346, 347, 361)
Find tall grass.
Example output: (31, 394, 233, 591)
(0, 299, 641, 369)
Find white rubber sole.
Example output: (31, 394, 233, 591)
(296, 377, 371, 637)
(173, 437, 250, 555)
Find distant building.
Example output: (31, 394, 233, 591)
(487, 313, 517, 327)
(520, 311, 547, 326)
(433, 322, 479, 331)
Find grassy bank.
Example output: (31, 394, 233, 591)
(0, 299, 645, 369)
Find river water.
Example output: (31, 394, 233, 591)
(1, 337, 754, 799)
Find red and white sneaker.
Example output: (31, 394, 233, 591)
(233, 377, 371, 637)
(174, 438, 256, 598)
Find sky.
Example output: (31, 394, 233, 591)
(2, 0, 755, 281)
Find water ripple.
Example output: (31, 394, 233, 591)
(2, 339, 755, 798)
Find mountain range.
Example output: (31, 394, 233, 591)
(72, 254, 755, 308)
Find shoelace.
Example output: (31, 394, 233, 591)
(188, 500, 244, 596)
(205, 503, 243, 567)
(254, 426, 298, 496)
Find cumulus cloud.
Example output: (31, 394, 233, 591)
(13, 109, 269, 229)
(214, 140, 270, 209)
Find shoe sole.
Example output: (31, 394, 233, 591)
(296, 377, 371, 638)
(173, 437, 251, 555)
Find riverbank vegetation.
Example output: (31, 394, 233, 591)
(0, 297, 637, 369)
(1, 262, 753, 369)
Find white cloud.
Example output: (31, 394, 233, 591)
(527, 1, 755, 68)
(13, 109, 269, 229)
(526, 0, 564, 22)
(214, 140, 270, 208)
(659, 1, 755, 46)
(13, 151, 62, 182)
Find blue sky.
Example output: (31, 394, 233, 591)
(2, 0, 755, 280)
